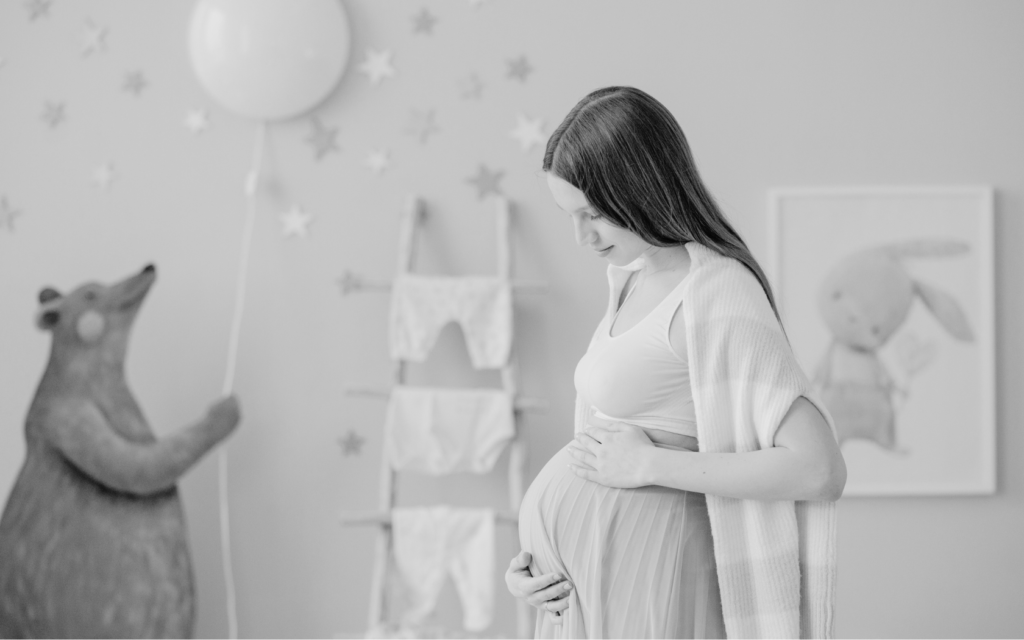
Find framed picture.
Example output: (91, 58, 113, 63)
(767, 186, 995, 496)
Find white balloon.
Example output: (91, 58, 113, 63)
(188, 0, 350, 121)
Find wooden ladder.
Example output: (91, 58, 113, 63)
(340, 194, 538, 638)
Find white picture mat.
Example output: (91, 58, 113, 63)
(767, 186, 995, 496)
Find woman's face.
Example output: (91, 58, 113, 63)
(546, 173, 649, 267)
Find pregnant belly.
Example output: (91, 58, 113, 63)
(517, 443, 720, 638)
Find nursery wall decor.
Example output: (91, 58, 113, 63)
(768, 186, 995, 496)
(339, 195, 546, 637)
(187, 1, 352, 635)
(0, 265, 241, 638)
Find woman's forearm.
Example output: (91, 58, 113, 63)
(641, 445, 842, 502)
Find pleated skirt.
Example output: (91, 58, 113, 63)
(519, 443, 726, 639)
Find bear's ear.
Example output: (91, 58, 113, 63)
(35, 308, 61, 330)
(39, 288, 62, 304)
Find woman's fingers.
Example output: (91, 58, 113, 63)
(535, 579, 573, 606)
(522, 572, 566, 603)
(567, 443, 596, 465)
(507, 550, 531, 571)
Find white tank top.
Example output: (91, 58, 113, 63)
(574, 264, 698, 439)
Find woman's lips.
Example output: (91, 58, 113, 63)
(597, 246, 612, 256)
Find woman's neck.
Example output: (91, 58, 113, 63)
(641, 243, 690, 276)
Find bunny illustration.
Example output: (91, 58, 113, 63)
(813, 239, 975, 452)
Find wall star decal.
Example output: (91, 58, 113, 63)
(0, 196, 23, 233)
(364, 149, 390, 175)
(412, 8, 437, 35)
(357, 49, 396, 85)
(279, 205, 313, 238)
(466, 164, 504, 199)
(92, 162, 116, 191)
(123, 70, 147, 95)
(24, 0, 52, 21)
(306, 117, 340, 161)
(405, 109, 440, 144)
(81, 19, 108, 57)
(41, 101, 66, 128)
(509, 114, 546, 152)
(338, 430, 365, 456)
(184, 108, 209, 134)
(506, 55, 533, 82)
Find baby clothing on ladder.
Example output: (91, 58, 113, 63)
(389, 275, 513, 369)
(391, 506, 495, 632)
(385, 386, 515, 475)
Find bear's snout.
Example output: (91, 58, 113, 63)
(142, 264, 156, 274)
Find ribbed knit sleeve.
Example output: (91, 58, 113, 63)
(681, 242, 838, 639)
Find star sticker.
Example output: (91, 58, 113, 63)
(41, 101, 65, 128)
(184, 108, 209, 134)
(466, 164, 504, 199)
(405, 109, 439, 144)
(412, 8, 437, 35)
(357, 49, 396, 85)
(81, 20, 108, 57)
(1, 197, 23, 233)
(506, 55, 533, 83)
(279, 205, 313, 238)
(123, 70, 147, 95)
(92, 162, 116, 191)
(336, 270, 363, 295)
(509, 114, 546, 152)
(305, 116, 340, 160)
(24, 0, 51, 21)
(459, 73, 484, 100)
(364, 149, 390, 175)
(338, 430, 365, 456)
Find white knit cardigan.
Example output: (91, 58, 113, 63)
(575, 242, 839, 639)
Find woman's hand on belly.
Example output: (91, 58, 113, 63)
(567, 417, 657, 489)
(505, 551, 573, 625)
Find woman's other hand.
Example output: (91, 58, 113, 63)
(505, 551, 572, 625)
(567, 417, 655, 488)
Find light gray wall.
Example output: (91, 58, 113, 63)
(0, 1, 1021, 637)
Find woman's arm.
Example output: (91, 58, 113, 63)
(569, 397, 847, 502)
(647, 397, 845, 501)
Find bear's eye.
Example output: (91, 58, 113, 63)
(832, 291, 842, 300)
(84, 291, 96, 302)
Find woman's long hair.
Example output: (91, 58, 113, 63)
(543, 86, 783, 326)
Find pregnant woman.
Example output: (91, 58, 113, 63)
(507, 87, 847, 639)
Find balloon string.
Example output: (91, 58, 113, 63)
(219, 121, 266, 640)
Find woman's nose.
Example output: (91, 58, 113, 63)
(573, 217, 597, 247)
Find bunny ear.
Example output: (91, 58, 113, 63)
(913, 280, 975, 342)
(884, 239, 970, 259)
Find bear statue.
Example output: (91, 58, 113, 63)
(0, 264, 241, 638)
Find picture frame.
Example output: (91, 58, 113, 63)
(767, 186, 995, 496)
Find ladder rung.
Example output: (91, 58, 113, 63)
(345, 388, 547, 412)
(340, 509, 519, 526)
